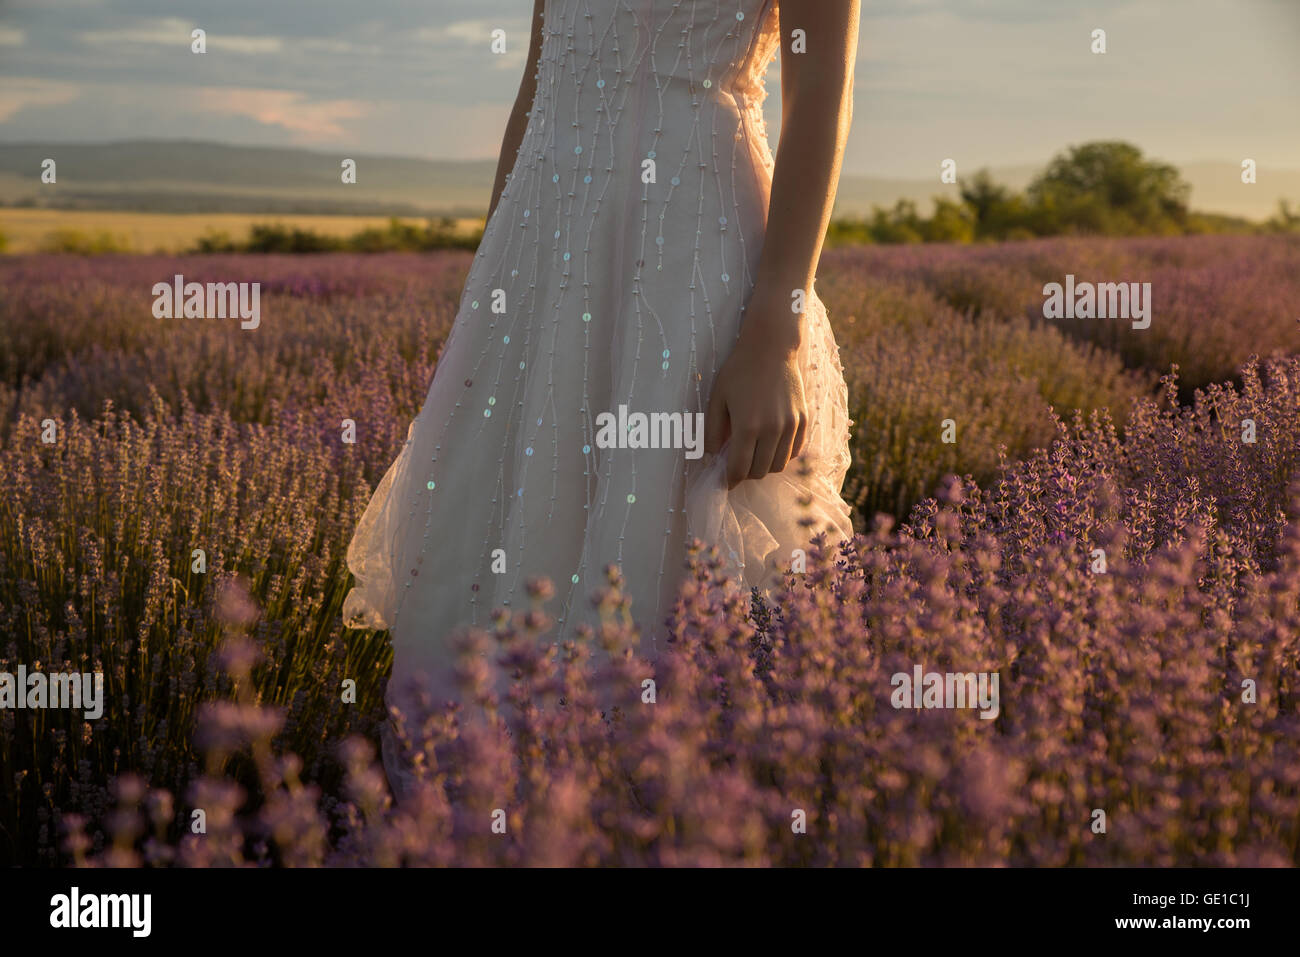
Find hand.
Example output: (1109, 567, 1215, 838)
(704, 289, 808, 489)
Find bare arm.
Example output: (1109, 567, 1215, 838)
(486, 0, 547, 221)
(756, 0, 860, 331)
(704, 0, 860, 487)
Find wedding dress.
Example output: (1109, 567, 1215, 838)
(344, 0, 853, 783)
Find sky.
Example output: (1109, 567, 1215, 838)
(1, 0, 1298, 177)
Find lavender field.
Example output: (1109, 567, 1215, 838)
(2, 234, 1299, 866)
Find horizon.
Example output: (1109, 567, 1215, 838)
(3, 135, 1299, 175)
(1, 136, 1295, 222)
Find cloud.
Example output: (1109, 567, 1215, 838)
(415, 19, 508, 44)
(0, 77, 80, 121)
(79, 17, 283, 54)
(0, 27, 28, 46)
(194, 87, 369, 140)
(299, 38, 381, 56)
(413, 17, 529, 68)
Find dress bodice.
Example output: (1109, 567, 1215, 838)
(530, 0, 783, 176)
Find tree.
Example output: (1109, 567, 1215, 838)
(1265, 199, 1300, 234)
(1026, 141, 1190, 235)
(959, 169, 1032, 239)
(924, 197, 976, 242)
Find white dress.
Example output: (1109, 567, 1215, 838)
(344, 0, 853, 767)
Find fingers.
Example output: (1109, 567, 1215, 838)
(791, 412, 809, 460)
(748, 426, 779, 480)
(747, 418, 798, 482)
(770, 420, 797, 475)
(708, 368, 809, 489)
(726, 427, 756, 489)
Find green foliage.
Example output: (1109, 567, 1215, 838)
(348, 216, 481, 252)
(924, 196, 977, 242)
(192, 229, 239, 253)
(1265, 199, 1300, 234)
(824, 198, 975, 247)
(959, 169, 1033, 241)
(38, 228, 132, 254)
(1184, 211, 1258, 234)
(184, 217, 484, 254)
(17, 144, 1283, 257)
(245, 223, 344, 253)
(829, 142, 1251, 247)
(1026, 141, 1191, 235)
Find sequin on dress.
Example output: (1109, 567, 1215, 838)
(344, 0, 853, 727)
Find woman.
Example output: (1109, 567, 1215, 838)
(345, 0, 860, 793)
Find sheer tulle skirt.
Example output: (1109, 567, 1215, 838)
(340, 0, 852, 798)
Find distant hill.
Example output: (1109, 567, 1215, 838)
(0, 140, 1295, 221)
(0, 141, 495, 217)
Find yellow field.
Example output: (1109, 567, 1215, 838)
(0, 209, 484, 254)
